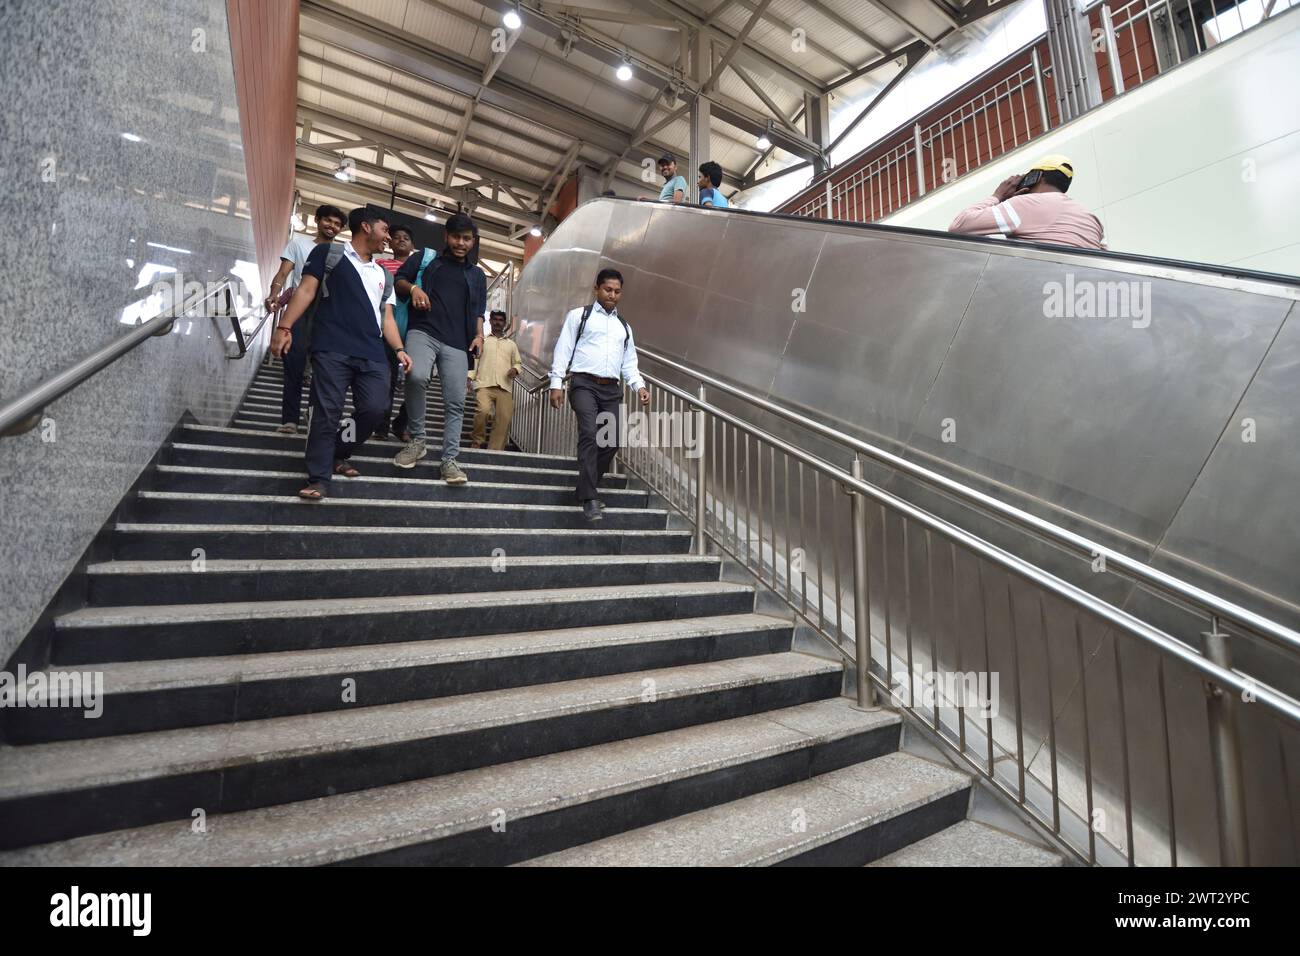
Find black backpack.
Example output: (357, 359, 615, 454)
(299, 244, 394, 349)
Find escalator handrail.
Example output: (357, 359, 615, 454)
(519, 345, 1300, 661)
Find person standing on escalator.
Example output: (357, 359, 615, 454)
(948, 155, 1106, 251)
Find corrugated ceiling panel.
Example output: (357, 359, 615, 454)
(317, 89, 389, 130)
(460, 143, 550, 183)
(401, 0, 483, 53)
(475, 102, 572, 149)
(383, 110, 457, 152)
(336, 0, 407, 28)
(385, 68, 466, 110)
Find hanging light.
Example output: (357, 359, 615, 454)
(424, 205, 439, 221)
(616, 56, 633, 82)
(503, 3, 521, 30)
(756, 121, 773, 151)
(333, 157, 356, 182)
(529, 224, 542, 237)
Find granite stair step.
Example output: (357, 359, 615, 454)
(0, 654, 842, 850)
(521, 752, 971, 866)
(5, 613, 788, 741)
(51, 581, 758, 662)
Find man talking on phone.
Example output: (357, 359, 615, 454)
(948, 155, 1105, 250)
(392, 212, 486, 485)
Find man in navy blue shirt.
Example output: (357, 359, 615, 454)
(392, 212, 486, 485)
(270, 208, 412, 499)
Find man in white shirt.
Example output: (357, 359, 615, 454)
(270, 208, 411, 500)
(549, 268, 651, 521)
(262, 204, 347, 434)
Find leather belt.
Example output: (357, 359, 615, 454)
(574, 372, 618, 385)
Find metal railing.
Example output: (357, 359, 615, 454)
(510, 347, 1300, 866)
(785, 1, 1296, 224)
(1096, 0, 1296, 95)
(787, 47, 1054, 222)
(0, 278, 262, 438)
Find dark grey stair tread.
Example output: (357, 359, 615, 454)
(521, 752, 970, 866)
(45, 613, 787, 695)
(183, 424, 576, 466)
(150, 465, 644, 501)
(86, 553, 713, 585)
(0, 699, 891, 866)
(0, 654, 839, 802)
(112, 522, 683, 543)
(131, 490, 664, 519)
(166, 443, 604, 482)
(868, 820, 1065, 866)
(54, 581, 754, 629)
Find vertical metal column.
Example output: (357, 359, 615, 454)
(693, 384, 707, 555)
(689, 31, 711, 205)
(1100, 5, 1126, 94)
(1204, 621, 1250, 865)
(851, 456, 875, 709)
(1031, 46, 1051, 131)
(912, 124, 926, 197)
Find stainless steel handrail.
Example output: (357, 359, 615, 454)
(635, 346, 1300, 660)
(513, 346, 1295, 864)
(0, 278, 247, 437)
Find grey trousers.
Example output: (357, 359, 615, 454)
(404, 328, 468, 462)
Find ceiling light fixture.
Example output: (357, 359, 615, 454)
(333, 157, 356, 182)
(529, 224, 542, 237)
(424, 205, 439, 222)
(756, 121, 773, 151)
(503, 3, 522, 30)
(616, 56, 633, 82)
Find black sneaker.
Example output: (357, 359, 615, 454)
(582, 500, 602, 522)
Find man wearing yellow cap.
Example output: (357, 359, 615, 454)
(949, 155, 1106, 250)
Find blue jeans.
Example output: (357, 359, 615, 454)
(305, 351, 390, 484)
(404, 328, 467, 462)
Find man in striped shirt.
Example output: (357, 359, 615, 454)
(948, 155, 1106, 251)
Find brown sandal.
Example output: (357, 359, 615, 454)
(298, 482, 327, 500)
(333, 461, 360, 478)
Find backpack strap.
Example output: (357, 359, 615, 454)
(563, 303, 595, 381)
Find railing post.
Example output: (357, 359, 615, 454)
(850, 455, 876, 709)
(1031, 45, 1051, 132)
(693, 384, 707, 555)
(1203, 619, 1250, 865)
(913, 124, 926, 197)
(1100, 5, 1125, 95)
(824, 178, 833, 220)
(536, 391, 545, 455)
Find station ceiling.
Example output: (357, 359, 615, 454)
(293, 0, 1004, 267)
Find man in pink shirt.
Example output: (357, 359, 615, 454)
(948, 155, 1106, 250)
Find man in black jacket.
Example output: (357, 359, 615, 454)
(392, 213, 486, 485)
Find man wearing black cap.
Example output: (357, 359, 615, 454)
(655, 153, 687, 204)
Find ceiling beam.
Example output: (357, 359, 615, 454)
(800, 0, 890, 58)
(298, 50, 568, 158)
(728, 62, 799, 133)
(628, 0, 825, 96)
(544, 3, 680, 28)
(297, 104, 548, 198)
(724, 0, 857, 72)
(296, 144, 537, 228)
(701, 0, 772, 94)
(301, 0, 634, 156)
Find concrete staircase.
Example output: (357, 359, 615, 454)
(0, 361, 1063, 866)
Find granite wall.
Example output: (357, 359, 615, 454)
(0, 0, 268, 661)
